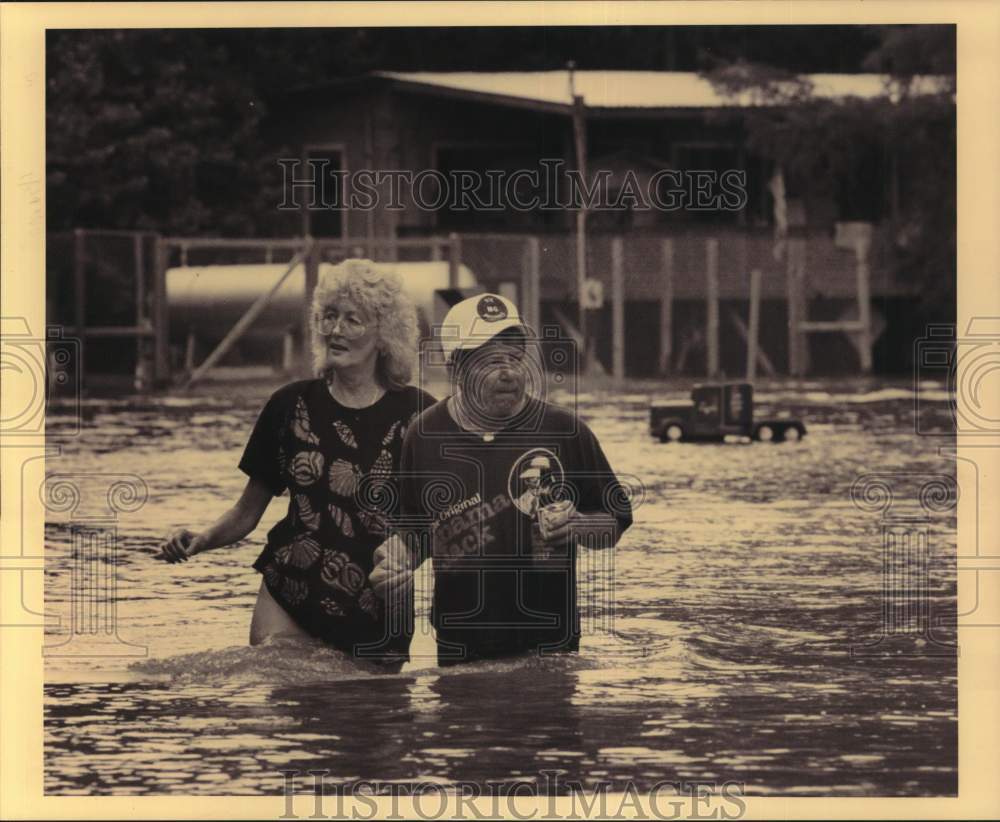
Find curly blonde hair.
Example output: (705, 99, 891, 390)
(310, 258, 419, 390)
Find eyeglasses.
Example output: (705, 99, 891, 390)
(316, 310, 369, 339)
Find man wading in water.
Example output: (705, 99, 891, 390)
(370, 294, 632, 666)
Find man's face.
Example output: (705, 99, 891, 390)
(455, 331, 528, 422)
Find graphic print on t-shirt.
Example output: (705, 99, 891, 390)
(507, 448, 565, 517)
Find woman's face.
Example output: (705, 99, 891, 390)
(316, 297, 379, 375)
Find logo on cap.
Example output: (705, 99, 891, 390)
(477, 295, 508, 322)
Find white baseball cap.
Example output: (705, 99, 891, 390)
(439, 293, 526, 363)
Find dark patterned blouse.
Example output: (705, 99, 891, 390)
(238, 379, 435, 661)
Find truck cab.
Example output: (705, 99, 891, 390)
(649, 382, 806, 443)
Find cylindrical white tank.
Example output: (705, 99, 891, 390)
(166, 260, 478, 342)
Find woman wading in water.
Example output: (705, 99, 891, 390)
(159, 259, 434, 669)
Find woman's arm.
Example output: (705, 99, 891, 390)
(159, 476, 274, 563)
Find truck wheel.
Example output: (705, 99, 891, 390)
(660, 423, 684, 443)
(784, 425, 802, 442)
(755, 424, 774, 442)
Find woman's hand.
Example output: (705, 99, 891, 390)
(156, 478, 273, 565)
(158, 528, 205, 563)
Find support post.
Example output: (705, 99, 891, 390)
(153, 236, 169, 385)
(184, 329, 196, 372)
(301, 241, 318, 378)
(448, 232, 461, 289)
(611, 236, 625, 381)
(728, 308, 777, 377)
(73, 229, 86, 386)
(706, 238, 720, 378)
(746, 268, 762, 381)
(524, 236, 541, 336)
(133, 234, 150, 391)
(282, 329, 296, 372)
(786, 236, 808, 377)
(571, 86, 589, 371)
(659, 238, 674, 375)
(855, 233, 873, 373)
(363, 103, 376, 260)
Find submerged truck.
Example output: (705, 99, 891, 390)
(649, 382, 807, 443)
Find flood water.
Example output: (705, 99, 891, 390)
(43, 380, 957, 796)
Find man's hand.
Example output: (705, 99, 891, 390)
(540, 503, 619, 548)
(370, 534, 415, 601)
(158, 528, 205, 563)
(538, 500, 576, 545)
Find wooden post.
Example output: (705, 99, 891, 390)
(746, 268, 762, 381)
(728, 308, 777, 376)
(282, 329, 296, 372)
(73, 228, 86, 385)
(855, 233, 873, 373)
(706, 238, 720, 378)
(659, 238, 674, 375)
(524, 236, 541, 336)
(786, 236, 808, 376)
(363, 104, 376, 259)
(132, 233, 149, 390)
(133, 234, 145, 326)
(153, 236, 169, 384)
(184, 329, 196, 372)
(448, 232, 461, 289)
(611, 236, 625, 381)
(301, 241, 318, 378)
(571, 86, 589, 370)
(786, 240, 798, 377)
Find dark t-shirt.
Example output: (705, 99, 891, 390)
(239, 379, 435, 658)
(397, 394, 632, 665)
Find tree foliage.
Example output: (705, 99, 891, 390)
(703, 26, 955, 309)
(48, 25, 954, 268)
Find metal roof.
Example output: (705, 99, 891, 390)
(374, 70, 950, 113)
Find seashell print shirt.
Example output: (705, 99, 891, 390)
(238, 379, 435, 660)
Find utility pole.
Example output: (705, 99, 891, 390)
(568, 61, 591, 373)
